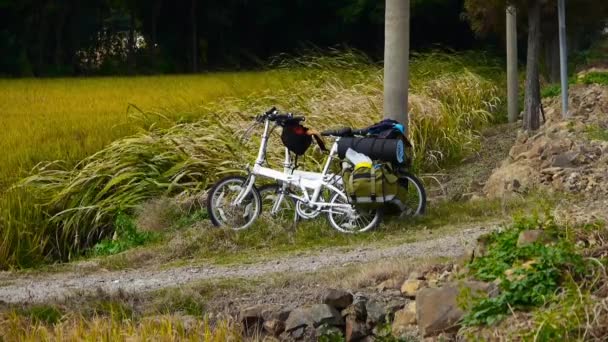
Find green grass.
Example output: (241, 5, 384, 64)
(0, 50, 507, 270)
(541, 84, 562, 98)
(580, 71, 608, 86)
(88, 193, 554, 271)
(586, 124, 608, 141)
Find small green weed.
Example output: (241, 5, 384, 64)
(586, 125, 608, 141)
(462, 215, 587, 326)
(92, 212, 158, 256)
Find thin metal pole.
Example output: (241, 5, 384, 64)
(506, 6, 518, 123)
(558, 0, 569, 118)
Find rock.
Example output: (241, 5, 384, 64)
(323, 289, 353, 310)
(484, 162, 537, 198)
(365, 300, 387, 325)
(239, 304, 279, 331)
(408, 271, 425, 280)
(391, 302, 417, 337)
(272, 306, 293, 322)
(263, 319, 285, 336)
(459, 246, 475, 266)
(365, 298, 405, 326)
(473, 234, 491, 259)
(342, 299, 367, 321)
(376, 278, 402, 291)
(385, 299, 406, 317)
(400, 279, 424, 298)
(552, 151, 579, 167)
(407, 301, 416, 314)
(541, 167, 564, 175)
(509, 144, 528, 159)
(285, 304, 344, 332)
(517, 230, 548, 247)
(416, 281, 496, 337)
(345, 317, 369, 342)
(515, 130, 529, 145)
(285, 308, 314, 332)
(286, 326, 314, 340)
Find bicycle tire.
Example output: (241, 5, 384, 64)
(327, 192, 381, 233)
(207, 175, 261, 230)
(397, 172, 427, 216)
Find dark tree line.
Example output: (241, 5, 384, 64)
(0, 0, 479, 76)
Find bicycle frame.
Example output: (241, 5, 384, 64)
(234, 119, 351, 214)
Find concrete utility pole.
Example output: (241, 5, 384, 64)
(558, 0, 569, 118)
(506, 6, 518, 123)
(384, 0, 410, 133)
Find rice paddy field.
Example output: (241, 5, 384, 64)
(0, 71, 306, 186)
(0, 51, 507, 269)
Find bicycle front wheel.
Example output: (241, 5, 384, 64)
(327, 192, 381, 233)
(207, 176, 261, 230)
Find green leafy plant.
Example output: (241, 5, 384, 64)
(92, 212, 158, 256)
(462, 216, 587, 326)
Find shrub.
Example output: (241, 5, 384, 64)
(462, 216, 588, 326)
(92, 212, 158, 256)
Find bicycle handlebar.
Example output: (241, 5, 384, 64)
(255, 107, 305, 124)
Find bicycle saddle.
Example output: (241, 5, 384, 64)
(321, 127, 352, 137)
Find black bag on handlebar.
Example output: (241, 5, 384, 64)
(281, 119, 327, 156)
(281, 120, 313, 156)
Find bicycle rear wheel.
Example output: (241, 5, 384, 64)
(327, 192, 381, 233)
(207, 176, 261, 230)
(396, 172, 427, 216)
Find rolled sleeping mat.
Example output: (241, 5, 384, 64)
(337, 137, 405, 164)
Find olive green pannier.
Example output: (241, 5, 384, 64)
(343, 162, 409, 210)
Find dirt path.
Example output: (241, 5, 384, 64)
(0, 223, 497, 304)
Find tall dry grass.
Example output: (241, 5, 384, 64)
(0, 312, 242, 342)
(0, 50, 505, 269)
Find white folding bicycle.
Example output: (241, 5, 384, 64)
(206, 108, 381, 233)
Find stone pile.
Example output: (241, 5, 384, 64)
(237, 263, 500, 341)
(484, 84, 608, 199)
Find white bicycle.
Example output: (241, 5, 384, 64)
(207, 108, 381, 233)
